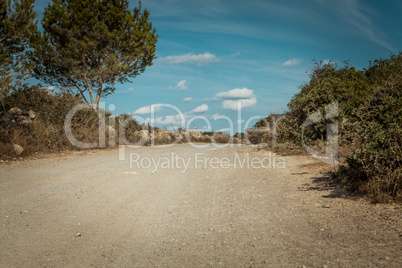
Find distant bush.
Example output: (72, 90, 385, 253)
(234, 132, 246, 140)
(114, 113, 142, 144)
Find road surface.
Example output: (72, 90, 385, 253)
(0, 144, 401, 267)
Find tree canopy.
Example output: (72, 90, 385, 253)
(0, 0, 37, 102)
(31, 0, 158, 109)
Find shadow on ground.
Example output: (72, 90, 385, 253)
(297, 172, 363, 200)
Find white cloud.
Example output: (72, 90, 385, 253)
(146, 113, 186, 128)
(43, 86, 55, 94)
(213, 87, 257, 111)
(141, 104, 208, 128)
(222, 96, 257, 111)
(152, 115, 181, 125)
(323, 59, 331, 65)
(228, 52, 241, 58)
(214, 88, 253, 100)
(211, 113, 222, 119)
(177, 80, 188, 90)
(163, 53, 220, 65)
(127, 87, 134, 92)
(133, 104, 163, 115)
(190, 104, 209, 113)
(282, 58, 303, 67)
(183, 97, 193, 102)
(170, 80, 188, 90)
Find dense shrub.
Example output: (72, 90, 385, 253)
(254, 53, 402, 202)
(1, 85, 117, 157)
(282, 61, 369, 146)
(343, 76, 402, 201)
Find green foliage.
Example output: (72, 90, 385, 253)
(0, 0, 38, 101)
(346, 62, 402, 200)
(114, 113, 142, 143)
(31, 0, 158, 109)
(254, 113, 282, 128)
(263, 53, 402, 201)
(365, 53, 402, 85)
(285, 60, 369, 145)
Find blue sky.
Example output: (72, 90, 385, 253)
(33, 0, 402, 132)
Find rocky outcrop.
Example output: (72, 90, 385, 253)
(0, 107, 36, 157)
(153, 129, 173, 144)
(0, 107, 36, 132)
(189, 130, 202, 141)
(131, 130, 150, 144)
(121, 128, 240, 146)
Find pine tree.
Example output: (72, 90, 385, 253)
(0, 0, 37, 103)
(31, 0, 158, 110)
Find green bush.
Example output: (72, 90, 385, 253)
(346, 78, 402, 201)
(256, 53, 402, 202)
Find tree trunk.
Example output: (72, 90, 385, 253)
(94, 75, 103, 110)
(83, 75, 96, 109)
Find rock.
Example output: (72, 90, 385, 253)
(1, 108, 36, 131)
(189, 130, 202, 141)
(28, 110, 36, 119)
(132, 130, 150, 145)
(13, 144, 24, 156)
(18, 116, 31, 126)
(173, 133, 184, 142)
(75, 232, 81, 237)
(9, 107, 22, 116)
(139, 130, 149, 140)
(154, 129, 172, 144)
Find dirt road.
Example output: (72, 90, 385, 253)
(0, 144, 401, 267)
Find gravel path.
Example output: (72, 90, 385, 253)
(0, 144, 401, 267)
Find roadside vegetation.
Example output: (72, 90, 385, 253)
(0, 84, 235, 158)
(0, 0, 156, 157)
(254, 53, 402, 202)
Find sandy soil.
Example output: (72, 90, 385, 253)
(0, 144, 400, 267)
